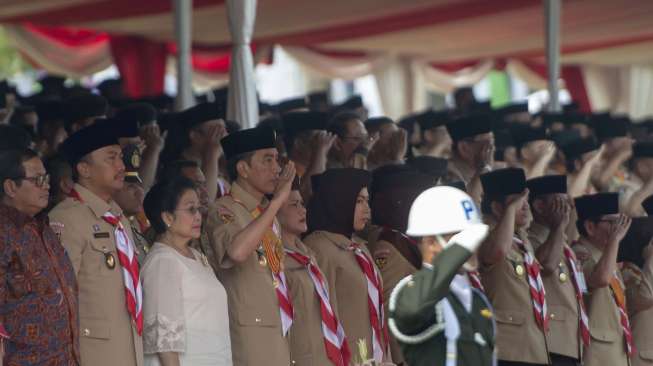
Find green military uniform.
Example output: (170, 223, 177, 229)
(390, 244, 496, 366)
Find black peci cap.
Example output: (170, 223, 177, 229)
(562, 137, 599, 161)
(633, 142, 653, 159)
(220, 127, 277, 160)
(415, 109, 450, 130)
(527, 175, 567, 201)
(480, 168, 527, 199)
(618, 217, 653, 268)
(178, 102, 225, 129)
(60, 122, 120, 164)
(574, 192, 619, 221)
(446, 113, 493, 141)
(282, 111, 329, 135)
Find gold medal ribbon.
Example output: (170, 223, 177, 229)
(252, 206, 284, 273)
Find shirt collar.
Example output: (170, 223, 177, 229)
(578, 237, 604, 263)
(73, 183, 122, 219)
(0, 203, 47, 229)
(319, 230, 356, 250)
(230, 181, 267, 212)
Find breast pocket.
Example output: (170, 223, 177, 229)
(86, 237, 118, 276)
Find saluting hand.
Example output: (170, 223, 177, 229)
(314, 131, 337, 155)
(272, 161, 296, 204)
(204, 123, 227, 156)
(608, 214, 631, 246)
(141, 124, 166, 152)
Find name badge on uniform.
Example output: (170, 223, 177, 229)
(93, 232, 111, 239)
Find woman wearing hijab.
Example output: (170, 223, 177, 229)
(303, 168, 392, 364)
(367, 164, 435, 365)
(278, 179, 351, 366)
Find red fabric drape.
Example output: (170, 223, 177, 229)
(561, 66, 591, 113)
(516, 59, 591, 112)
(109, 35, 167, 98)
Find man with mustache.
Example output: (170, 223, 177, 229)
(49, 122, 143, 366)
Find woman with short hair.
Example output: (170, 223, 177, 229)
(142, 177, 231, 366)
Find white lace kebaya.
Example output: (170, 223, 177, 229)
(141, 243, 232, 366)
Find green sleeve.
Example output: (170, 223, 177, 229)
(393, 244, 472, 336)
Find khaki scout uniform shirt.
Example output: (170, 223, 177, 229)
(480, 235, 551, 364)
(49, 183, 143, 366)
(367, 226, 420, 365)
(303, 230, 391, 362)
(206, 182, 291, 366)
(622, 256, 653, 366)
(573, 239, 629, 366)
(283, 238, 333, 365)
(528, 222, 582, 360)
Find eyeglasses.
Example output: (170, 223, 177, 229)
(14, 174, 50, 188)
(175, 206, 202, 216)
(343, 134, 369, 143)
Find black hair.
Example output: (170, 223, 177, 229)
(70, 154, 92, 183)
(0, 149, 39, 198)
(143, 177, 197, 235)
(159, 160, 200, 184)
(226, 152, 255, 182)
(327, 111, 361, 139)
(565, 157, 579, 173)
(0, 125, 32, 150)
(225, 119, 241, 135)
(481, 194, 507, 215)
(44, 154, 72, 207)
(576, 217, 599, 237)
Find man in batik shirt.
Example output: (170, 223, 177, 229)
(0, 148, 79, 365)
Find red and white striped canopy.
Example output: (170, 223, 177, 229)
(2, 0, 653, 65)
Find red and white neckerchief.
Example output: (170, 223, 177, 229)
(102, 212, 143, 335)
(69, 188, 143, 334)
(562, 246, 590, 347)
(228, 194, 293, 335)
(274, 270, 294, 336)
(467, 271, 485, 292)
(350, 242, 389, 363)
(514, 237, 549, 332)
(285, 248, 351, 366)
(609, 272, 635, 356)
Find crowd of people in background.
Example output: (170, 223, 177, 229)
(1, 75, 653, 366)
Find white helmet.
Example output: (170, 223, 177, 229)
(406, 186, 482, 236)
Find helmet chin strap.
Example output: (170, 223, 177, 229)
(436, 235, 448, 248)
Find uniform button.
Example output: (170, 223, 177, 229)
(255, 318, 261, 323)
(508, 316, 513, 321)
(83, 328, 90, 336)
(550, 313, 556, 319)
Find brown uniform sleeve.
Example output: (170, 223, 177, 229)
(49, 210, 87, 276)
(205, 202, 240, 269)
